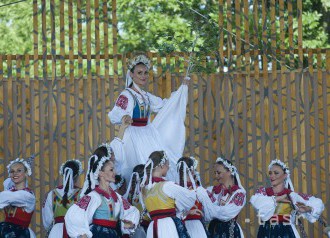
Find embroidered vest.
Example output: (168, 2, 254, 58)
(53, 188, 80, 221)
(142, 182, 175, 212)
(126, 88, 150, 126)
(93, 196, 119, 221)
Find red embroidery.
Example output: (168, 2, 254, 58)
(76, 195, 91, 210)
(256, 187, 267, 195)
(298, 192, 311, 201)
(116, 95, 128, 110)
(207, 190, 217, 203)
(230, 192, 245, 206)
(122, 197, 131, 210)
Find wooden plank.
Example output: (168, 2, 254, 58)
(60, 0, 65, 80)
(324, 49, 330, 225)
(76, 0, 82, 158)
(112, 0, 119, 138)
(101, 0, 109, 142)
(67, 0, 73, 157)
(86, 0, 91, 156)
(22, 55, 29, 156)
(32, 0, 38, 232)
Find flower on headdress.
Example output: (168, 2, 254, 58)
(94, 156, 111, 180)
(98, 142, 113, 157)
(7, 158, 32, 176)
(128, 55, 151, 71)
(215, 157, 237, 175)
(268, 159, 290, 175)
(59, 159, 84, 176)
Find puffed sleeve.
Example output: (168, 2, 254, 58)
(250, 187, 277, 221)
(42, 190, 54, 231)
(118, 194, 140, 235)
(162, 181, 196, 214)
(64, 192, 101, 238)
(289, 192, 324, 223)
(108, 90, 134, 124)
(147, 92, 167, 113)
(197, 186, 246, 222)
(0, 190, 36, 213)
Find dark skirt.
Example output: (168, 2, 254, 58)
(90, 224, 120, 238)
(257, 221, 296, 238)
(208, 219, 241, 238)
(171, 217, 191, 238)
(0, 222, 31, 238)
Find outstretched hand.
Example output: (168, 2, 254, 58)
(182, 76, 190, 85)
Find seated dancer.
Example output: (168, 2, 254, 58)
(42, 159, 83, 237)
(250, 159, 325, 238)
(140, 150, 196, 238)
(124, 164, 150, 238)
(0, 157, 36, 238)
(108, 54, 190, 181)
(176, 156, 208, 238)
(64, 155, 139, 238)
(196, 157, 246, 237)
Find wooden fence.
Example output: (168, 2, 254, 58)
(0, 0, 329, 237)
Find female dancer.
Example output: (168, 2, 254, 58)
(65, 155, 139, 238)
(124, 164, 149, 238)
(176, 156, 207, 238)
(42, 159, 83, 237)
(196, 157, 246, 237)
(250, 159, 324, 237)
(0, 157, 36, 238)
(108, 54, 190, 181)
(141, 150, 196, 238)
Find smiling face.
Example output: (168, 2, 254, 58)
(99, 161, 116, 184)
(9, 162, 27, 187)
(268, 165, 287, 187)
(130, 64, 149, 88)
(214, 163, 231, 185)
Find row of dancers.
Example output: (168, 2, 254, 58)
(0, 54, 326, 238)
(0, 145, 325, 238)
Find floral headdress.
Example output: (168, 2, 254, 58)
(126, 55, 151, 87)
(215, 157, 237, 175)
(98, 142, 114, 157)
(128, 55, 151, 71)
(59, 159, 83, 196)
(215, 157, 245, 192)
(59, 159, 83, 176)
(141, 151, 169, 189)
(80, 155, 111, 197)
(4, 155, 35, 190)
(7, 156, 34, 176)
(268, 159, 294, 191)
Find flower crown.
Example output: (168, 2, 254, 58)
(114, 175, 125, 190)
(94, 156, 111, 180)
(189, 156, 198, 171)
(268, 159, 290, 175)
(128, 55, 151, 71)
(59, 159, 84, 176)
(98, 142, 113, 157)
(158, 151, 169, 167)
(216, 157, 237, 175)
(7, 158, 33, 176)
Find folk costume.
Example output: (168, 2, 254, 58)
(196, 158, 246, 238)
(0, 158, 36, 238)
(108, 55, 188, 181)
(140, 154, 196, 238)
(65, 156, 139, 238)
(250, 160, 324, 238)
(176, 158, 207, 238)
(42, 159, 83, 238)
